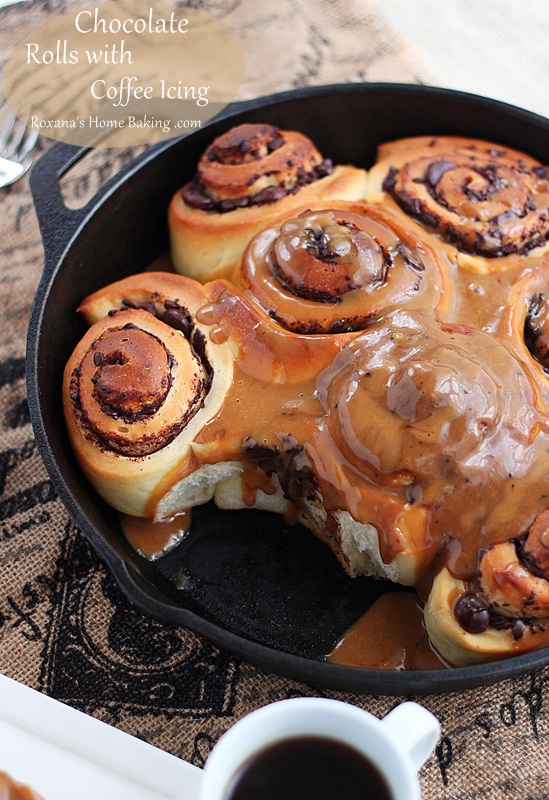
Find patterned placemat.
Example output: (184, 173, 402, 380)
(1, 2, 549, 799)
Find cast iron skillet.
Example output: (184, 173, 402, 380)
(26, 83, 549, 695)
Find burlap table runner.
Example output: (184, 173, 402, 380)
(1, 2, 548, 799)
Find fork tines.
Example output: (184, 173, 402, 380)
(0, 111, 39, 161)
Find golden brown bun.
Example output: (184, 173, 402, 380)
(425, 567, 549, 667)
(169, 165, 367, 282)
(63, 273, 234, 518)
(168, 122, 367, 282)
(233, 201, 451, 333)
(367, 135, 549, 272)
(492, 259, 549, 408)
(426, 510, 549, 666)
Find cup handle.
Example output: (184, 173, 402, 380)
(381, 702, 440, 771)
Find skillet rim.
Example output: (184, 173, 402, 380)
(26, 81, 549, 695)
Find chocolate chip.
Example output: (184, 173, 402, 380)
(382, 166, 398, 193)
(512, 619, 527, 640)
(250, 185, 288, 205)
(140, 302, 157, 317)
(182, 183, 216, 210)
(315, 158, 334, 177)
(455, 593, 491, 633)
(489, 148, 507, 157)
(534, 165, 549, 180)
(218, 197, 250, 212)
(426, 160, 455, 187)
(267, 135, 284, 152)
(93, 352, 103, 366)
(161, 305, 193, 337)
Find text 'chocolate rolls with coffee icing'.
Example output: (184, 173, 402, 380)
(234, 203, 451, 333)
(368, 135, 549, 272)
(63, 273, 235, 519)
(168, 123, 367, 282)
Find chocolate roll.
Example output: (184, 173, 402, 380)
(168, 123, 367, 282)
(234, 203, 450, 334)
(310, 307, 549, 591)
(368, 135, 549, 271)
(425, 512, 549, 666)
(63, 273, 236, 519)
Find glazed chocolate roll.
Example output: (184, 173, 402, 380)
(234, 203, 450, 334)
(63, 273, 236, 520)
(310, 307, 549, 590)
(368, 135, 549, 270)
(168, 123, 367, 282)
(425, 512, 549, 666)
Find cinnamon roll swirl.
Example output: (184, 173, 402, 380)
(234, 203, 451, 334)
(425, 512, 549, 666)
(368, 135, 549, 271)
(309, 308, 549, 589)
(168, 123, 367, 282)
(63, 273, 235, 519)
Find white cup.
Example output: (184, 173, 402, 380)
(201, 697, 440, 800)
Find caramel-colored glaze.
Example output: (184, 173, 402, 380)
(0, 772, 45, 800)
(240, 462, 279, 507)
(121, 510, 191, 560)
(328, 592, 449, 670)
(152, 214, 549, 585)
(235, 204, 454, 333)
(69, 161, 549, 670)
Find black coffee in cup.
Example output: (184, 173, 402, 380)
(224, 735, 393, 800)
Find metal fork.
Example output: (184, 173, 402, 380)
(0, 112, 39, 187)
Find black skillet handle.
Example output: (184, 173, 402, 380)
(29, 142, 97, 275)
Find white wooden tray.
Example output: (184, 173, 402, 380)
(0, 673, 203, 800)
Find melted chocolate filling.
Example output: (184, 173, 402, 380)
(454, 591, 540, 641)
(455, 537, 549, 640)
(243, 436, 317, 501)
(382, 160, 549, 257)
(182, 159, 334, 213)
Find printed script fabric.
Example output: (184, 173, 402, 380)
(1, 2, 549, 800)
